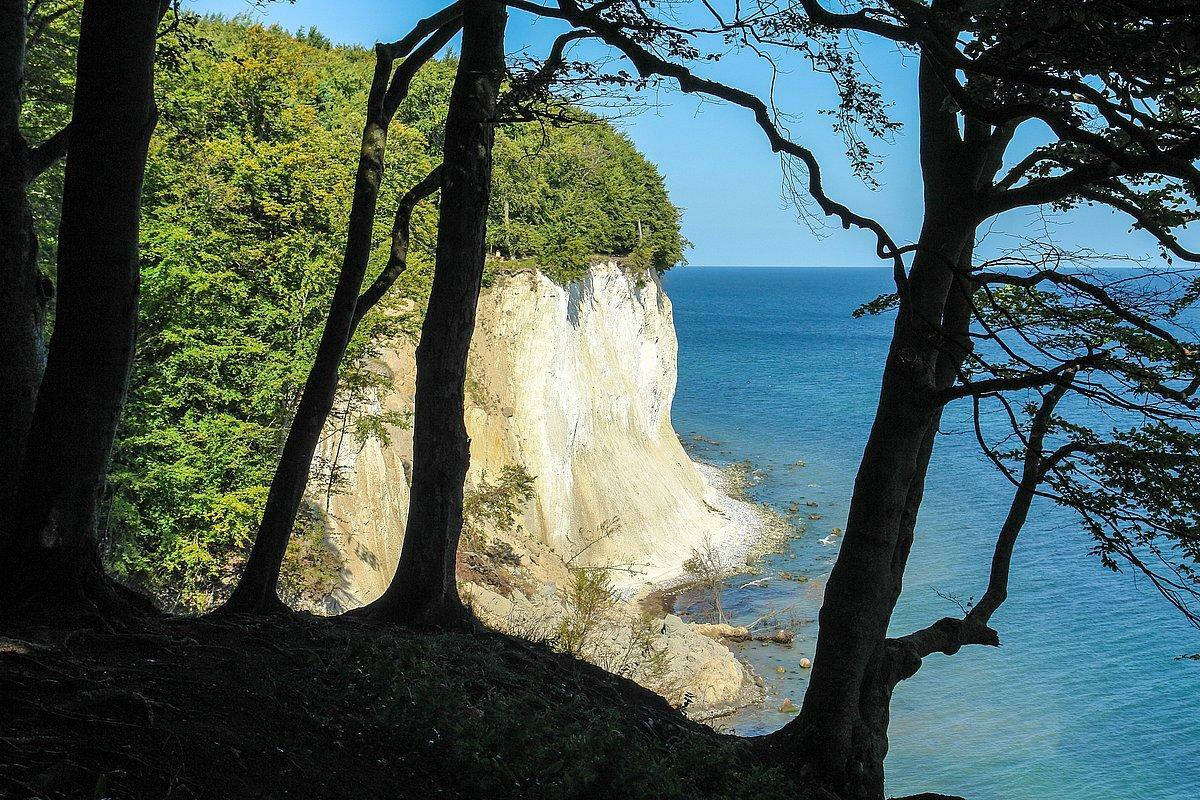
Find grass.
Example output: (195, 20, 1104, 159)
(0, 614, 807, 800)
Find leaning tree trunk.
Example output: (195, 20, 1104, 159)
(219, 53, 398, 615)
(363, 0, 507, 629)
(0, 0, 163, 624)
(765, 56, 985, 799)
(0, 1, 48, 493)
(768, 233, 967, 798)
(219, 7, 462, 615)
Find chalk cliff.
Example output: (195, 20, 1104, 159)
(314, 262, 762, 719)
(323, 262, 753, 604)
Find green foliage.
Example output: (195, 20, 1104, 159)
(971, 269, 1200, 625)
(516, 561, 673, 692)
(555, 567, 620, 658)
(490, 117, 687, 282)
(22, 1, 80, 272)
(277, 510, 343, 608)
(22, 16, 683, 609)
(102, 20, 432, 609)
(461, 465, 537, 548)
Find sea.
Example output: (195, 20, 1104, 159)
(662, 266, 1198, 800)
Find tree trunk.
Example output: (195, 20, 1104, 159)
(219, 10, 461, 615)
(219, 60, 395, 616)
(0, 1, 48, 494)
(362, 0, 506, 629)
(0, 0, 162, 624)
(765, 55, 987, 798)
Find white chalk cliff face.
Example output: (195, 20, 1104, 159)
(321, 262, 746, 607)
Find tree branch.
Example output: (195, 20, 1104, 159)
(26, 124, 69, 180)
(973, 269, 1196, 357)
(935, 359, 1090, 404)
(382, 19, 465, 122)
(380, 1, 464, 61)
(352, 166, 443, 331)
(505, 0, 910, 290)
(1075, 185, 1200, 264)
(969, 380, 1071, 621)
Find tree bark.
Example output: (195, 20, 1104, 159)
(0, 1, 49, 494)
(219, 10, 462, 615)
(362, 0, 507, 629)
(0, 0, 163, 624)
(766, 54, 998, 798)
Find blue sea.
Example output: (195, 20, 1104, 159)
(662, 266, 1198, 800)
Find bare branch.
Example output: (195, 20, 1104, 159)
(352, 166, 443, 330)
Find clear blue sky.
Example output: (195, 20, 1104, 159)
(188, 0, 1171, 267)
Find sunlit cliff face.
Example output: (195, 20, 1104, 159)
(319, 262, 749, 607)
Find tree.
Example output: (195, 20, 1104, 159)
(500, 1, 1200, 796)
(0, 0, 71, 493)
(739, 6, 1200, 796)
(219, 4, 465, 614)
(0, 0, 167, 623)
(359, 0, 509, 629)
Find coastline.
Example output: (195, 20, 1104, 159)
(628, 460, 773, 605)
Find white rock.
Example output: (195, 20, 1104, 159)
(322, 262, 762, 606)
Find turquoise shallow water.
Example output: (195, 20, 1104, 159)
(662, 266, 1199, 800)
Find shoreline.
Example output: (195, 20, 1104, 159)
(628, 460, 773, 605)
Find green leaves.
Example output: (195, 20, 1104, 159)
(105, 20, 444, 609)
(20, 16, 684, 610)
(489, 117, 685, 281)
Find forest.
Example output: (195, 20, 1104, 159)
(1, 2, 1198, 800)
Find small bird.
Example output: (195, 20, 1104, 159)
(818, 534, 837, 545)
(739, 577, 771, 589)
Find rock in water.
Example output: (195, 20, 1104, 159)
(694, 623, 752, 642)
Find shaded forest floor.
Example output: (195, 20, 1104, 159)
(0, 615, 808, 800)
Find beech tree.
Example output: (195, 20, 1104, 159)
(0, 0, 70, 493)
(0, 0, 166, 622)
(499, 1, 1200, 797)
(219, 3, 465, 614)
(358, 0, 509, 629)
(737, 6, 1200, 797)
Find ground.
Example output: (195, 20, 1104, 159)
(0, 615, 805, 800)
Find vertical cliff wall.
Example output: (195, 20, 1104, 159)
(321, 262, 751, 608)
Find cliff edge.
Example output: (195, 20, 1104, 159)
(314, 262, 762, 718)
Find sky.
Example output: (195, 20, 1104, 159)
(187, 0, 1174, 267)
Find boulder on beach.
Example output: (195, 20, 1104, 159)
(694, 623, 752, 642)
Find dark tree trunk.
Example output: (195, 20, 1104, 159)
(0, 1, 48, 493)
(0, 0, 162, 624)
(219, 58, 395, 615)
(219, 9, 462, 615)
(362, 0, 507, 629)
(765, 56, 995, 799)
